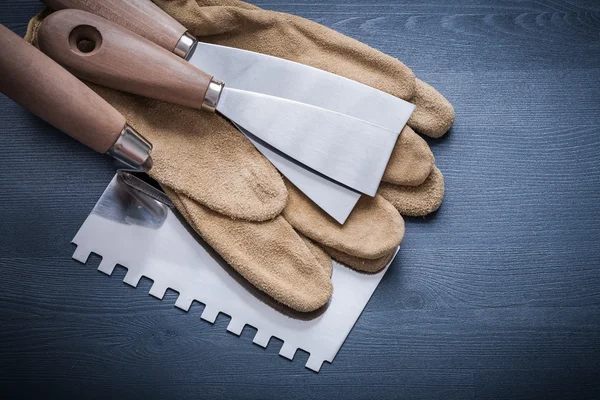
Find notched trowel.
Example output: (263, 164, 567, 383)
(72, 172, 396, 372)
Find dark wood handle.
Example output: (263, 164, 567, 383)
(38, 10, 212, 111)
(0, 24, 126, 153)
(41, 0, 187, 53)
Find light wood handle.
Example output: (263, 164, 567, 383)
(38, 10, 213, 111)
(0, 24, 126, 153)
(41, 0, 188, 53)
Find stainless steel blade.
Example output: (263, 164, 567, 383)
(191, 42, 415, 133)
(72, 174, 396, 372)
(236, 123, 360, 224)
(218, 88, 400, 196)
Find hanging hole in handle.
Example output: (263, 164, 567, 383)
(68, 25, 102, 55)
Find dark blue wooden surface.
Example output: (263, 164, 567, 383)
(1, 1, 599, 399)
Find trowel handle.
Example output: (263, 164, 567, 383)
(41, 0, 192, 58)
(0, 24, 152, 170)
(38, 10, 221, 113)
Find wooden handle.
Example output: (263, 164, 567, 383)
(41, 0, 187, 53)
(38, 10, 213, 111)
(0, 24, 126, 153)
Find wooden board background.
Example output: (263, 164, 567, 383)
(1, 1, 599, 399)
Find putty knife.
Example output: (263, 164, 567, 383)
(0, 24, 153, 172)
(72, 173, 396, 371)
(38, 10, 404, 197)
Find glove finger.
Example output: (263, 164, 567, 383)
(297, 232, 333, 278)
(378, 166, 445, 217)
(165, 186, 333, 313)
(324, 246, 397, 274)
(408, 79, 455, 138)
(283, 180, 405, 260)
(383, 126, 434, 186)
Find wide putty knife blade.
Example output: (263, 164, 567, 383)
(71, 175, 396, 372)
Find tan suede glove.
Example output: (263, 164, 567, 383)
(26, 0, 454, 313)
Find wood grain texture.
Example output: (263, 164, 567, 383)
(41, 0, 188, 52)
(1, 0, 600, 399)
(38, 10, 211, 111)
(0, 24, 125, 153)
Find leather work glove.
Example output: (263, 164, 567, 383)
(25, 0, 454, 312)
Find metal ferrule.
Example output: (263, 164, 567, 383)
(106, 124, 153, 171)
(174, 32, 197, 60)
(201, 78, 224, 113)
